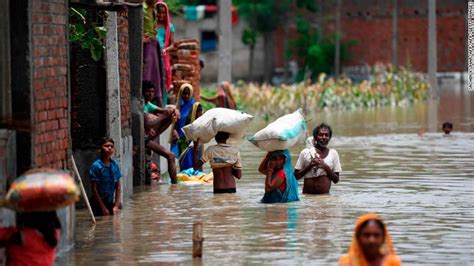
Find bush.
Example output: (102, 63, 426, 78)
(233, 65, 429, 118)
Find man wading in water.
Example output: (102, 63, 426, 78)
(193, 132, 242, 193)
(294, 123, 341, 194)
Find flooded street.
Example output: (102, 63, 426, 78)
(62, 89, 474, 265)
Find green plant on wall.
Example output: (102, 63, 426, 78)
(69, 7, 107, 62)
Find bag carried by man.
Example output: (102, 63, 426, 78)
(182, 107, 253, 143)
(249, 109, 307, 151)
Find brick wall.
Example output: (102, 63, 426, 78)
(273, 0, 466, 73)
(342, 16, 393, 67)
(31, 0, 69, 169)
(342, 1, 466, 72)
(118, 10, 131, 134)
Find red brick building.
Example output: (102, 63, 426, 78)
(274, 0, 467, 73)
(0, 0, 75, 255)
(0, 0, 143, 257)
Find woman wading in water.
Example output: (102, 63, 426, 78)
(339, 214, 402, 266)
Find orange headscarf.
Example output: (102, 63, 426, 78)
(339, 214, 401, 266)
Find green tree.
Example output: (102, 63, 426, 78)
(288, 17, 357, 81)
(234, 0, 318, 82)
(69, 8, 107, 62)
(235, 0, 292, 82)
(241, 28, 257, 80)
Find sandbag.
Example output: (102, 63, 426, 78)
(6, 170, 80, 212)
(182, 108, 253, 143)
(249, 109, 307, 151)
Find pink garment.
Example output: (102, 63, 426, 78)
(156, 2, 172, 90)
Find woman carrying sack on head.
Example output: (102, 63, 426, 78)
(258, 150, 300, 204)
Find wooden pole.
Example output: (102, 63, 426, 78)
(192, 222, 204, 258)
(71, 155, 96, 225)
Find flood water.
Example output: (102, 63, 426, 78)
(62, 88, 474, 265)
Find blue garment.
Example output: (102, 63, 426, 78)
(171, 97, 195, 157)
(183, 6, 198, 21)
(89, 159, 122, 204)
(179, 143, 202, 171)
(180, 167, 204, 176)
(157, 23, 175, 51)
(261, 150, 300, 204)
(184, 6, 205, 21)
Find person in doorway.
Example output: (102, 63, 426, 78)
(143, 0, 166, 107)
(0, 211, 61, 266)
(193, 132, 242, 193)
(201, 81, 237, 109)
(143, 80, 179, 133)
(339, 213, 401, 266)
(156, 1, 174, 103)
(89, 137, 122, 216)
(170, 83, 195, 159)
(258, 150, 300, 204)
(294, 123, 341, 194)
(178, 102, 203, 171)
(142, 80, 178, 184)
(442, 122, 453, 135)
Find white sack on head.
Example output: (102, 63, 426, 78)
(249, 109, 307, 151)
(182, 108, 254, 144)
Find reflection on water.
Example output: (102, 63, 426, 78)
(62, 90, 474, 265)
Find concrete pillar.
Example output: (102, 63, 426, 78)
(334, 0, 341, 76)
(128, 6, 145, 186)
(0, 0, 11, 118)
(391, 0, 398, 68)
(427, 98, 438, 133)
(0, 130, 16, 228)
(465, 2, 472, 87)
(0, 0, 15, 208)
(427, 0, 438, 99)
(218, 0, 232, 84)
(105, 12, 125, 202)
(56, 205, 75, 255)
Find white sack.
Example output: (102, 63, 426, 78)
(182, 108, 254, 143)
(249, 109, 307, 151)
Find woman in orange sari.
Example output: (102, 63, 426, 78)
(339, 214, 401, 266)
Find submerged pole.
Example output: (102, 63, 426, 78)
(192, 222, 204, 258)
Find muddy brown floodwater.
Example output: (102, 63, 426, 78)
(60, 88, 474, 265)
